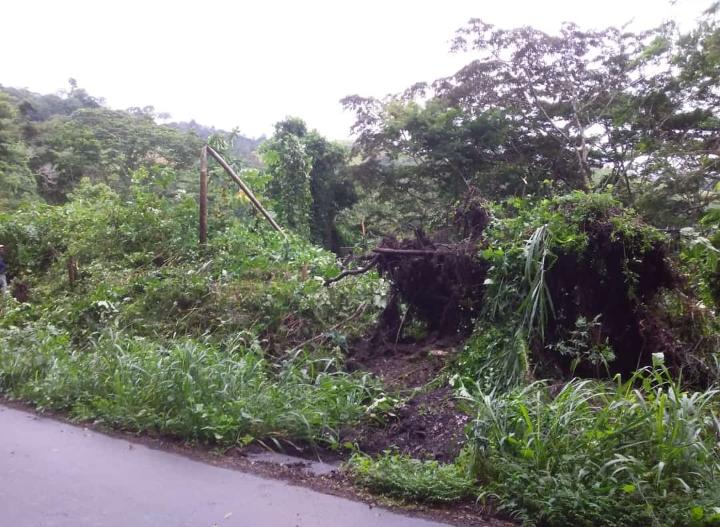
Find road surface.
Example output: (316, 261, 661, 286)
(0, 405, 452, 527)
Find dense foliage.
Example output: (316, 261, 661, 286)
(2, 5, 720, 527)
(340, 4, 720, 238)
(261, 118, 356, 251)
(466, 370, 720, 527)
(0, 82, 262, 206)
(0, 175, 388, 447)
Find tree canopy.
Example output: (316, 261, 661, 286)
(342, 7, 720, 231)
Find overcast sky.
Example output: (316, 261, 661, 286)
(1, 0, 712, 139)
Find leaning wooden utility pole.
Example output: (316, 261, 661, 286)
(198, 144, 286, 246)
(199, 145, 209, 246)
(206, 146, 286, 238)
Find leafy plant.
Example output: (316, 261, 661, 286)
(464, 369, 720, 527)
(549, 315, 615, 375)
(521, 223, 555, 340)
(349, 451, 476, 502)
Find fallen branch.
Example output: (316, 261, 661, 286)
(324, 255, 379, 286)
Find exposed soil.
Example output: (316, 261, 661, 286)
(345, 336, 470, 463)
(10, 278, 29, 303)
(540, 223, 678, 379)
(345, 387, 470, 462)
(375, 238, 487, 336)
(373, 191, 490, 337)
(347, 337, 454, 391)
(644, 293, 720, 387)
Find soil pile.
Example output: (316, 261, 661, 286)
(540, 222, 677, 378)
(345, 336, 469, 462)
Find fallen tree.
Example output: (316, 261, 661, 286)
(328, 190, 720, 387)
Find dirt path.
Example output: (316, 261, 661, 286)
(0, 405, 453, 527)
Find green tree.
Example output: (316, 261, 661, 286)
(304, 131, 355, 252)
(0, 92, 37, 210)
(262, 119, 313, 237)
(262, 118, 354, 249)
(343, 8, 720, 229)
(31, 107, 202, 201)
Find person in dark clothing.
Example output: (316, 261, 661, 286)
(0, 245, 7, 294)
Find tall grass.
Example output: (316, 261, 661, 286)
(521, 223, 555, 341)
(0, 326, 384, 446)
(465, 369, 720, 527)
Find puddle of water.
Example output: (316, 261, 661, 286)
(247, 451, 340, 476)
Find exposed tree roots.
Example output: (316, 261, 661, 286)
(335, 190, 714, 385)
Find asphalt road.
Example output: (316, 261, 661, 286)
(0, 405, 451, 527)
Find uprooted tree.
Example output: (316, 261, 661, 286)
(329, 190, 720, 389)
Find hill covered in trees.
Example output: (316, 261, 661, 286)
(166, 120, 264, 167)
(0, 81, 262, 206)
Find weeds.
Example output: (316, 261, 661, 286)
(549, 315, 615, 376)
(464, 368, 720, 526)
(0, 329, 385, 447)
(349, 451, 476, 502)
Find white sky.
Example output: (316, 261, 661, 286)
(0, 0, 712, 139)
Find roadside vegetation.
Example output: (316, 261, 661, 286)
(2, 4, 720, 527)
(0, 176, 388, 448)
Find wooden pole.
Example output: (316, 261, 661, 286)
(199, 145, 209, 246)
(206, 146, 286, 238)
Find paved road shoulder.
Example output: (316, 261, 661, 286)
(0, 405, 451, 527)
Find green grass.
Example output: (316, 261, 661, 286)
(0, 327, 385, 447)
(349, 452, 476, 502)
(465, 369, 720, 527)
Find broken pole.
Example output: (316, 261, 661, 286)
(206, 146, 286, 239)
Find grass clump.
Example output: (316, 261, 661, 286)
(349, 451, 476, 502)
(464, 369, 720, 527)
(0, 328, 385, 447)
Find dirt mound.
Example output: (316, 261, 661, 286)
(348, 341, 447, 391)
(375, 240, 486, 336)
(345, 387, 469, 462)
(345, 336, 469, 462)
(348, 335, 461, 389)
